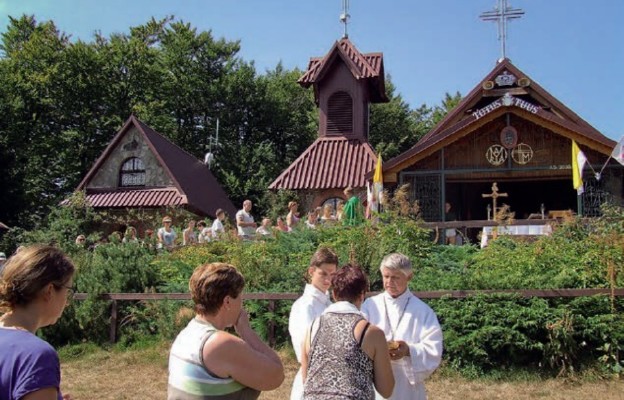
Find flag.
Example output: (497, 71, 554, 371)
(611, 136, 624, 166)
(371, 155, 383, 213)
(572, 140, 587, 195)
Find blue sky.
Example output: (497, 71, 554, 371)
(1, 0, 622, 141)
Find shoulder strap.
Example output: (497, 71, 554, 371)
(358, 321, 371, 347)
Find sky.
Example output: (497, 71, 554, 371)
(1, 0, 622, 141)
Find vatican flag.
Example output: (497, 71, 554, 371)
(371, 155, 383, 213)
(572, 140, 587, 195)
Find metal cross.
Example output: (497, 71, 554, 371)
(480, 0, 525, 61)
(340, 0, 350, 38)
(482, 182, 508, 220)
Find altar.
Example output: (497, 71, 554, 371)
(480, 224, 552, 248)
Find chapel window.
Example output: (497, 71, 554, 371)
(119, 157, 146, 187)
(327, 91, 353, 135)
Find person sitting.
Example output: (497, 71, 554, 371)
(75, 234, 86, 247)
(305, 212, 317, 229)
(256, 218, 273, 236)
(123, 226, 139, 244)
(276, 217, 291, 233)
(286, 201, 300, 229)
(183, 220, 198, 246)
(320, 204, 336, 225)
(0, 245, 75, 400)
(301, 264, 394, 400)
(197, 221, 212, 244)
(168, 262, 284, 399)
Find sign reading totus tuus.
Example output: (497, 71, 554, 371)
(473, 93, 540, 120)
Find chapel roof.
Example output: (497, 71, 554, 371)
(76, 116, 237, 218)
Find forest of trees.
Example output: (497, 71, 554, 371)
(0, 15, 461, 229)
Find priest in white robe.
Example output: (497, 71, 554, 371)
(362, 253, 443, 400)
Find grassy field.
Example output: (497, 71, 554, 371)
(59, 341, 624, 400)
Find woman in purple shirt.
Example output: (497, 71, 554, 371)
(0, 245, 75, 400)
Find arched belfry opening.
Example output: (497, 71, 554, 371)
(327, 91, 353, 135)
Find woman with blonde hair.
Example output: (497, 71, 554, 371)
(0, 245, 75, 400)
(168, 263, 284, 399)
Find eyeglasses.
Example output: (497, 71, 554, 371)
(56, 284, 75, 300)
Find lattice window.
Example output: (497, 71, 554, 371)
(119, 157, 146, 187)
(403, 174, 442, 222)
(581, 176, 611, 217)
(327, 91, 353, 135)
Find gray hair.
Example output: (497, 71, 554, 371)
(379, 253, 412, 277)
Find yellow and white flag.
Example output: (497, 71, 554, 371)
(371, 155, 383, 213)
(572, 140, 587, 195)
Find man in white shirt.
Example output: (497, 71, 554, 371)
(288, 247, 339, 400)
(362, 253, 443, 400)
(235, 200, 256, 239)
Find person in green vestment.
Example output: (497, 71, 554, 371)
(342, 187, 364, 226)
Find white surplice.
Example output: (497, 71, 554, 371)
(362, 290, 443, 400)
(288, 284, 332, 400)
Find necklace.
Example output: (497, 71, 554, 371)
(383, 295, 411, 341)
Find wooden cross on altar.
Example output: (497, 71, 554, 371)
(482, 182, 508, 220)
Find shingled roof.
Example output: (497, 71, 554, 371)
(298, 38, 388, 103)
(76, 116, 236, 218)
(269, 137, 377, 190)
(382, 58, 616, 176)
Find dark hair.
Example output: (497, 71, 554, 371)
(310, 247, 338, 268)
(197, 221, 207, 228)
(331, 264, 368, 303)
(0, 245, 75, 311)
(189, 263, 245, 316)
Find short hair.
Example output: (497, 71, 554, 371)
(331, 264, 368, 303)
(243, 200, 252, 207)
(379, 252, 412, 277)
(197, 221, 207, 228)
(189, 263, 245, 316)
(288, 201, 298, 210)
(162, 215, 172, 223)
(215, 208, 224, 216)
(310, 247, 338, 268)
(0, 245, 75, 311)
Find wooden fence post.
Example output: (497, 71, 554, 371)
(268, 300, 275, 348)
(109, 300, 118, 343)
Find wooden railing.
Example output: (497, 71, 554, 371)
(73, 288, 624, 344)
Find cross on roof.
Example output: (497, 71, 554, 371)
(340, 0, 350, 39)
(480, 0, 525, 61)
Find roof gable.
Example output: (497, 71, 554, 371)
(77, 116, 236, 217)
(298, 38, 388, 103)
(384, 59, 616, 174)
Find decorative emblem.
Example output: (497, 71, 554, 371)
(122, 138, 139, 151)
(511, 143, 533, 164)
(517, 77, 531, 87)
(501, 92, 514, 106)
(495, 71, 517, 86)
(500, 126, 518, 149)
(486, 145, 508, 166)
(482, 80, 495, 90)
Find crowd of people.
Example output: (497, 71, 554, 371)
(0, 243, 442, 400)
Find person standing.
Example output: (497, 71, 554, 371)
(0, 252, 6, 276)
(236, 200, 257, 240)
(342, 187, 363, 226)
(301, 264, 394, 400)
(182, 220, 198, 246)
(444, 202, 457, 245)
(168, 262, 284, 399)
(0, 245, 75, 400)
(286, 201, 300, 229)
(197, 221, 212, 244)
(157, 216, 177, 251)
(361, 253, 443, 400)
(211, 209, 226, 240)
(288, 248, 339, 400)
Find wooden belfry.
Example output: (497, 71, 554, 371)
(482, 182, 508, 220)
